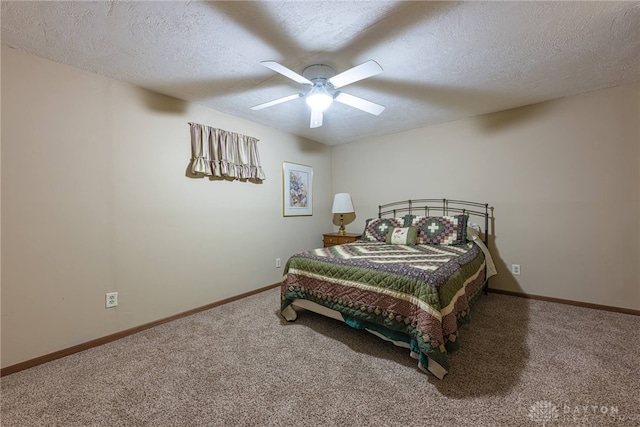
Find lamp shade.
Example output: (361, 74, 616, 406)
(332, 193, 354, 214)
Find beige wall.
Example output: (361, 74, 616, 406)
(332, 82, 640, 311)
(1, 46, 332, 368)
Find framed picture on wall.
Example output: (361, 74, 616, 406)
(283, 161, 313, 216)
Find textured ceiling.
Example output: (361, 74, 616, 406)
(2, 1, 639, 145)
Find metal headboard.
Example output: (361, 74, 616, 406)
(378, 198, 491, 248)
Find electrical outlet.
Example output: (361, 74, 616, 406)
(105, 292, 118, 308)
(511, 264, 521, 276)
(275, 258, 282, 268)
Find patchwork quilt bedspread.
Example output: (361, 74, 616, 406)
(280, 241, 487, 375)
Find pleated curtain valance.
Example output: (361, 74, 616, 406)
(189, 122, 266, 181)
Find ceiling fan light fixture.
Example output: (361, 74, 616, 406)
(305, 83, 333, 112)
(255, 60, 385, 128)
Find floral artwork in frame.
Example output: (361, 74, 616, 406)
(283, 162, 313, 216)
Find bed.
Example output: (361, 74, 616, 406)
(280, 199, 496, 379)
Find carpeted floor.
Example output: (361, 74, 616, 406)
(1, 288, 639, 426)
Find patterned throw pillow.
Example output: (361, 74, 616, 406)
(361, 217, 405, 242)
(405, 215, 468, 245)
(385, 226, 418, 245)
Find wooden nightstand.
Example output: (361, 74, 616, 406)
(323, 232, 362, 248)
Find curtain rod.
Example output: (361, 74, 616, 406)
(188, 122, 258, 141)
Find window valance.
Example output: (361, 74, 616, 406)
(189, 122, 266, 181)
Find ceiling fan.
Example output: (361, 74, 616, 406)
(251, 60, 385, 128)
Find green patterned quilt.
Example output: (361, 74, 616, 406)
(281, 241, 487, 376)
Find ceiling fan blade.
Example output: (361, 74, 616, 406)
(334, 92, 385, 115)
(261, 61, 312, 85)
(310, 109, 323, 128)
(328, 60, 383, 89)
(250, 93, 303, 110)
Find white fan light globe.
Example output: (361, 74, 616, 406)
(306, 84, 333, 112)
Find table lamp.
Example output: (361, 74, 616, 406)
(332, 193, 354, 235)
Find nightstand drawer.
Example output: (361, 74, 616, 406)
(323, 233, 362, 248)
